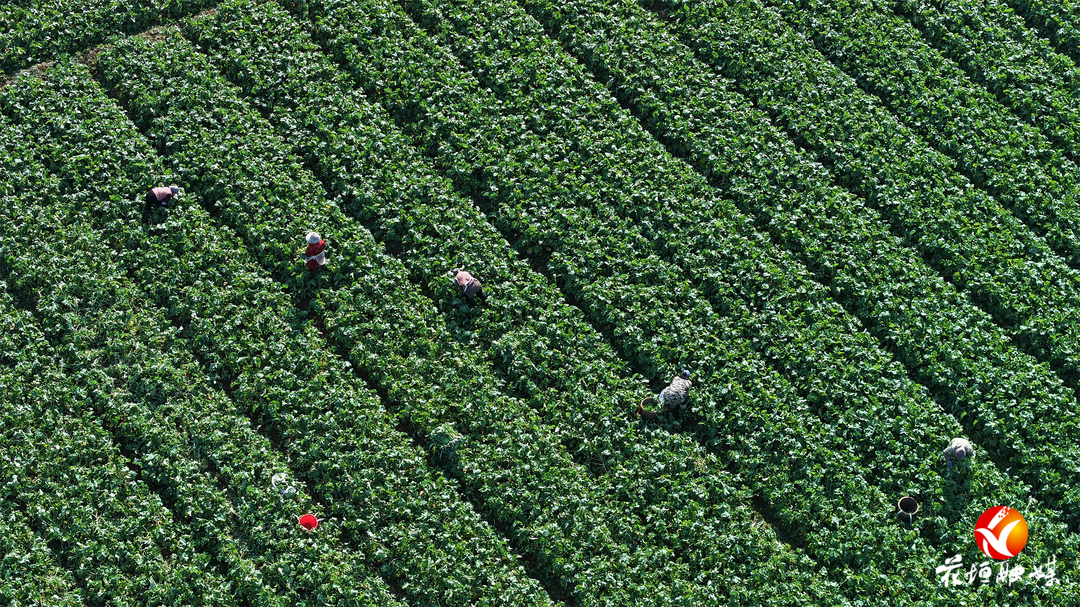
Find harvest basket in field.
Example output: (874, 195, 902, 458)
(637, 397, 660, 420)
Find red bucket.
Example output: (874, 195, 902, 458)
(299, 514, 318, 531)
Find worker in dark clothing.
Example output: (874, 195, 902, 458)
(660, 370, 692, 411)
(143, 185, 179, 222)
(303, 232, 328, 270)
(451, 268, 487, 303)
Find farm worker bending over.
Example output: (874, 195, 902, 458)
(143, 184, 179, 222)
(303, 232, 328, 270)
(451, 268, 487, 303)
(660, 370, 692, 411)
(943, 437, 975, 467)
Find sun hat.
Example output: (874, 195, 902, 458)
(306, 232, 321, 244)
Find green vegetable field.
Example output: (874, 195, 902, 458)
(3, 0, 1080, 604)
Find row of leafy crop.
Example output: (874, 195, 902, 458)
(0, 302, 97, 605)
(0, 0, 219, 75)
(624, 0, 1080, 519)
(282, 0, 1079, 602)
(89, 27, 740, 604)
(1003, 0, 1080, 65)
(764, 0, 1080, 271)
(890, 0, 1080, 164)
(409, 0, 1080, 538)
(0, 117, 253, 606)
(0, 509, 80, 606)
(0, 67, 413, 607)
(181, 2, 846, 603)
(16, 57, 553, 607)
(0, 119, 80, 607)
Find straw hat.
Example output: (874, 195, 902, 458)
(306, 232, 321, 244)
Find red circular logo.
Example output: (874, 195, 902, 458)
(974, 506, 1028, 560)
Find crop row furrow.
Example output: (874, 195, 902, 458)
(1, 65, 411, 607)
(184, 1, 840, 602)
(0, 0, 217, 75)
(891, 0, 1080, 164)
(1002, 0, 1080, 65)
(622, 0, 1080, 522)
(293, 0, 1080, 601)
(765, 0, 1080, 269)
(91, 24, 732, 604)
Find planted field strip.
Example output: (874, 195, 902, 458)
(1, 67, 409, 607)
(0, 126, 243, 606)
(745, 0, 1080, 395)
(0, 0, 217, 75)
(1004, 0, 1080, 64)
(289, 0, 1079, 601)
(627, 0, 1080, 519)
(766, 0, 1080, 270)
(405, 0, 1080, 538)
(891, 0, 1080, 163)
(0, 301, 83, 607)
(0, 509, 82, 606)
(90, 26, 719, 605)
(22, 56, 551, 607)
(184, 2, 840, 602)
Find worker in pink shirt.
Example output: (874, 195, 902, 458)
(451, 268, 487, 304)
(143, 184, 178, 222)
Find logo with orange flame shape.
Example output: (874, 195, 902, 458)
(974, 506, 1028, 560)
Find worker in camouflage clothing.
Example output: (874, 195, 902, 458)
(660, 369, 692, 411)
(943, 437, 974, 467)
